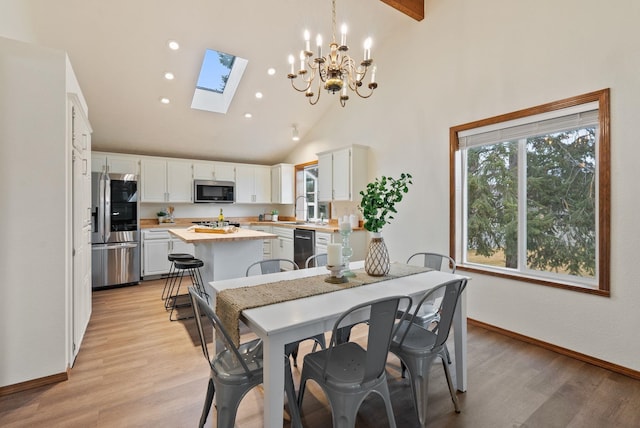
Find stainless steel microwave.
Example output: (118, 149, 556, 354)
(194, 180, 235, 203)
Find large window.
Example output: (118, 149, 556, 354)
(450, 89, 610, 295)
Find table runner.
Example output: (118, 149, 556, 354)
(216, 263, 431, 346)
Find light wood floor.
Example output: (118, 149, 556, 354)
(1, 279, 639, 428)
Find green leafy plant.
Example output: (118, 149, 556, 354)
(359, 173, 413, 233)
(156, 210, 167, 217)
(271, 209, 279, 215)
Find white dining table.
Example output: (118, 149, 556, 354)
(205, 260, 468, 428)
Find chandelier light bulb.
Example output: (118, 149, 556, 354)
(304, 30, 311, 53)
(364, 37, 372, 61)
(316, 34, 323, 58)
(340, 24, 348, 46)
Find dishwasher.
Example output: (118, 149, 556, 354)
(294, 228, 315, 269)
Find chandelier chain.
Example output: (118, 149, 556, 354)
(331, 0, 337, 43)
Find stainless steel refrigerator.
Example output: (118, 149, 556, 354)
(91, 172, 141, 289)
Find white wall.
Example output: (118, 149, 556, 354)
(287, 0, 640, 371)
(0, 37, 69, 386)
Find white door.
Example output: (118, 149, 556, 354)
(143, 239, 171, 276)
(166, 160, 193, 202)
(235, 164, 255, 203)
(141, 158, 167, 202)
(332, 148, 351, 201)
(318, 152, 333, 202)
(253, 166, 271, 203)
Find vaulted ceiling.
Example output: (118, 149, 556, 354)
(20, 0, 421, 164)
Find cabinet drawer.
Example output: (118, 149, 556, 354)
(315, 232, 332, 247)
(272, 226, 294, 239)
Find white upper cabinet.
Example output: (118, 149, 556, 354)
(92, 151, 140, 175)
(140, 157, 193, 203)
(271, 163, 294, 204)
(236, 164, 271, 203)
(317, 145, 368, 202)
(193, 161, 236, 182)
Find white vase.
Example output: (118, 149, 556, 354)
(365, 232, 390, 276)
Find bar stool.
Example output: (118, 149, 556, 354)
(169, 258, 208, 321)
(162, 253, 195, 309)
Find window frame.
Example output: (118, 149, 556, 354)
(449, 89, 610, 296)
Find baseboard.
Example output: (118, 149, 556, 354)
(468, 318, 640, 381)
(0, 370, 68, 397)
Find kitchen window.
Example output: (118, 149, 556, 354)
(450, 89, 610, 295)
(296, 162, 329, 222)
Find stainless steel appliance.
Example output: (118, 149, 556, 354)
(194, 180, 235, 203)
(91, 172, 140, 289)
(294, 228, 315, 269)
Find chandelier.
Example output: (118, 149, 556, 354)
(287, 0, 378, 107)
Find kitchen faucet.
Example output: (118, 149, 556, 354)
(295, 195, 308, 223)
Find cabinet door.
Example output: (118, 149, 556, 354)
(235, 165, 255, 203)
(281, 237, 294, 264)
(140, 158, 168, 202)
(318, 152, 333, 202)
(271, 164, 294, 204)
(143, 239, 171, 276)
(166, 160, 193, 202)
(193, 161, 216, 180)
(108, 154, 139, 175)
(253, 166, 271, 203)
(332, 148, 351, 201)
(213, 162, 236, 181)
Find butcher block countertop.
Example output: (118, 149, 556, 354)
(169, 227, 276, 243)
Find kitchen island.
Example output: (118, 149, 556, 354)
(169, 227, 276, 283)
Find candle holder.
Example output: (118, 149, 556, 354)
(340, 225, 356, 277)
(325, 264, 348, 284)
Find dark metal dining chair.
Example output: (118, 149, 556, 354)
(389, 278, 468, 427)
(188, 287, 302, 428)
(298, 295, 412, 428)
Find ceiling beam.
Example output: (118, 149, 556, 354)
(381, 0, 424, 21)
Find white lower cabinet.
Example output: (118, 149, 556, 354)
(271, 226, 294, 268)
(142, 229, 194, 277)
(250, 224, 272, 259)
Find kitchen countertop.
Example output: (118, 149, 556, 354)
(141, 217, 365, 233)
(248, 221, 365, 233)
(169, 227, 276, 243)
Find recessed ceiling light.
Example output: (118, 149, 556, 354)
(160, 97, 170, 104)
(167, 40, 180, 50)
(267, 68, 276, 76)
(244, 113, 253, 119)
(255, 92, 263, 99)
(164, 72, 175, 80)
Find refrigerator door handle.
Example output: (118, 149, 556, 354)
(98, 172, 106, 241)
(104, 242, 138, 249)
(104, 173, 111, 242)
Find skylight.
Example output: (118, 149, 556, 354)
(191, 48, 248, 114)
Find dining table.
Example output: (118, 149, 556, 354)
(204, 260, 469, 428)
